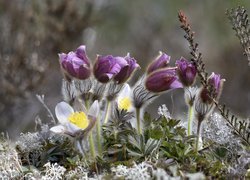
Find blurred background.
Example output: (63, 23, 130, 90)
(0, 0, 249, 139)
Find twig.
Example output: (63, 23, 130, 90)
(227, 6, 250, 66)
(36, 94, 57, 125)
(178, 11, 250, 146)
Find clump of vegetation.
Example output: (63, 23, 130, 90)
(1, 6, 250, 180)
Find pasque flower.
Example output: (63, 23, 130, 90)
(117, 83, 133, 111)
(194, 73, 225, 152)
(50, 100, 99, 137)
(114, 53, 140, 84)
(145, 67, 183, 93)
(200, 72, 225, 103)
(93, 55, 127, 83)
(59, 45, 91, 80)
(147, 51, 170, 74)
(176, 57, 197, 86)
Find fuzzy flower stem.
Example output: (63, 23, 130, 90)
(136, 108, 142, 134)
(85, 99, 90, 110)
(104, 100, 111, 124)
(78, 139, 86, 156)
(89, 132, 96, 159)
(96, 115, 102, 155)
(187, 105, 194, 136)
(195, 119, 202, 153)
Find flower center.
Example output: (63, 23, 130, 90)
(68, 112, 89, 129)
(118, 97, 132, 111)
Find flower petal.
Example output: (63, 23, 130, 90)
(115, 56, 128, 67)
(77, 65, 91, 80)
(169, 79, 183, 89)
(114, 54, 139, 84)
(64, 61, 78, 77)
(50, 125, 66, 133)
(88, 100, 100, 118)
(58, 45, 91, 80)
(55, 102, 74, 124)
(94, 55, 123, 83)
(176, 57, 197, 86)
(147, 51, 170, 74)
(58, 53, 67, 65)
(118, 83, 131, 99)
(76, 45, 86, 59)
(66, 122, 81, 134)
(145, 68, 182, 92)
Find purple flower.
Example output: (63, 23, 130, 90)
(145, 68, 183, 93)
(59, 45, 91, 80)
(176, 57, 197, 86)
(147, 51, 170, 74)
(93, 55, 127, 83)
(200, 72, 225, 103)
(114, 53, 140, 84)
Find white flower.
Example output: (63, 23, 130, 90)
(117, 83, 133, 112)
(50, 100, 99, 136)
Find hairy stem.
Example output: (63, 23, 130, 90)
(195, 120, 202, 153)
(76, 139, 85, 156)
(85, 99, 90, 110)
(136, 108, 142, 134)
(187, 105, 194, 136)
(89, 132, 96, 159)
(104, 100, 111, 124)
(96, 115, 102, 155)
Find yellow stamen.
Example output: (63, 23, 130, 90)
(118, 97, 132, 111)
(68, 112, 89, 129)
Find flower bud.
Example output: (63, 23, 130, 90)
(147, 51, 170, 74)
(176, 57, 197, 86)
(114, 53, 140, 84)
(59, 45, 91, 80)
(93, 55, 127, 83)
(200, 72, 225, 103)
(145, 68, 183, 93)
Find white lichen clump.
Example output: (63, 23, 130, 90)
(65, 166, 88, 179)
(158, 104, 171, 119)
(16, 132, 43, 152)
(0, 137, 22, 179)
(152, 168, 172, 180)
(203, 113, 236, 145)
(42, 162, 66, 180)
(111, 162, 152, 180)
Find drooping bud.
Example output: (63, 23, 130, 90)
(145, 67, 183, 93)
(200, 72, 225, 103)
(147, 51, 170, 74)
(59, 45, 91, 80)
(176, 57, 197, 86)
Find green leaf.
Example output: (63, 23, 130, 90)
(149, 125, 164, 139)
(143, 112, 152, 127)
(127, 148, 143, 158)
(145, 138, 161, 155)
(167, 119, 181, 128)
(214, 147, 228, 159)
